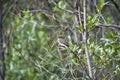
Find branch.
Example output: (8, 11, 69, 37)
(3, 0, 18, 23)
(110, 0, 120, 13)
(69, 49, 91, 79)
(83, 0, 93, 79)
(95, 24, 120, 30)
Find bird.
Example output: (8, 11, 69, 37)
(57, 35, 69, 48)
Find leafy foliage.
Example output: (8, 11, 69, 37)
(4, 0, 120, 80)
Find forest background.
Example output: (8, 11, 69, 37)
(0, 0, 120, 80)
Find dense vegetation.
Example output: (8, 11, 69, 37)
(1, 0, 120, 80)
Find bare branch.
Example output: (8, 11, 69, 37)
(110, 0, 120, 13)
(83, 0, 93, 79)
(95, 24, 120, 30)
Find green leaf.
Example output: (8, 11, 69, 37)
(76, 25, 83, 32)
(98, 0, 108, 12)
(58, 1, 66, 8)
(87, 14, 99, 31)
(72, 58, 79, 66)
(73, 45, 77, 52)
